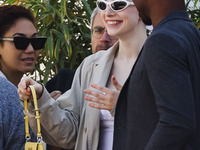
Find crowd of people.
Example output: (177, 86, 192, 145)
(1, 0, 200, 150)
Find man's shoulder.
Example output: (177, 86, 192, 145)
(148, 17, 200, 50)
(153, 10, 199, 39)
(57, 68, 76, 78)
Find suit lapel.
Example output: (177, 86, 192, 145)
(92, 42, 119, 86)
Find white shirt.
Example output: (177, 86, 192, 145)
(98, 109, 114, 150)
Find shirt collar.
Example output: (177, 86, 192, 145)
(0, 70, 7, 79)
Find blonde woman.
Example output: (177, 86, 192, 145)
(18, 0, 147, 149)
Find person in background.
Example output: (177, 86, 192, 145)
(113, 0, 200, 149)
(17, 0, 147, 149)
(46, 7, 118, 150)
(0, 5, 46, 149)
(91, 7, 118, 53)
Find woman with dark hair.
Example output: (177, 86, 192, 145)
(0, 5, 46, 86)
(0, 5, 46, 149)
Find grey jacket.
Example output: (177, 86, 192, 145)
(27, 42, 119, 150)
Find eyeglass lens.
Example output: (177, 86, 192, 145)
(92, 27, 105, 39)
(97, 1, 128, 11)
(92, 27, 116, 39)
(112, 1, 127, 10)
(98, 1, 107, 10)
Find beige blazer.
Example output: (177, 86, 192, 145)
(27, 42, 119, 150)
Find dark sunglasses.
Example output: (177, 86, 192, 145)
(0, 36, 47, 50)
(97, 0, 134, 12)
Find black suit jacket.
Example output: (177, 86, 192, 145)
(113, 11, 200, 150)
(46, 68, 75, 93)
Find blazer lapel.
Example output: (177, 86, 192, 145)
(92, 42, 119, 86)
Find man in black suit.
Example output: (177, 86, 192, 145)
(113, 0, 200, 149)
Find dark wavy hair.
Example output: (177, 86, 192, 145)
(0, 5, 35, 43)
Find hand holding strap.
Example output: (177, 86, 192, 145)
(24, 85, 44, 150)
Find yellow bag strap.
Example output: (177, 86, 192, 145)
(24, 85, 42, 142)
(24, 98, 30, 140)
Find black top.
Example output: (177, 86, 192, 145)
(46, 68, 76, 94)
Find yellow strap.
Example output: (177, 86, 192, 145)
(24, 85, 42, 141)
(24, 99, 30, 139)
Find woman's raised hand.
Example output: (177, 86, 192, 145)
(18, 77, 43, 100)
(84, 75, 122, 111)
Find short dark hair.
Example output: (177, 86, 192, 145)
(0, 5, 35, 43)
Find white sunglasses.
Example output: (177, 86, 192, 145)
(97, 0, 134, 12)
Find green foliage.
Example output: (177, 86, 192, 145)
(3, 0, 96, 84)
(186, 0, 200, 29)
(1, 0, 199, 84)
